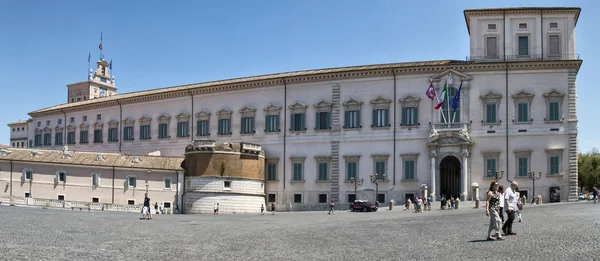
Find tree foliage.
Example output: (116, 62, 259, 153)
(578, 147, 600, 192)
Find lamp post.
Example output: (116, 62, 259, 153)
(488, 169, 504, 182)
(350, 177, 364, 201)
(370, 173, 386, 203)
(146, 170, 151, 194)
(528, 170, 542, 204)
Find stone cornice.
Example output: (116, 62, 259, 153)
(464, 7, 581, 34)
(28, 60, 582, 117)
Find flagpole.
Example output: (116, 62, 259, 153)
(87, 52, 90, 80)
(100, 32, 103, 60)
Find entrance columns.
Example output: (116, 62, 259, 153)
(429, 150, 436, 201)
(461, 149, 469, 201)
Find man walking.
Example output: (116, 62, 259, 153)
(143, 193, 152, 220)
(328, 199, 335, 215)
(502, 181, 519, 235)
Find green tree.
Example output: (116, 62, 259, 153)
(578, 149, 600, 192)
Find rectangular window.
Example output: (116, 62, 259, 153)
(177, 121, 189, 137)
(265, 115, 279, 132)
(58, 195, 65, 201)
(140, 125, 151, 139)
(373, 109, 389, 127)
(266, 163, 277, 181)
(197, 120, 209, 136)
(37, 121, 41, 127)
(518, 36, 529, 56)
(318, 162, 328, 181)
(123, 126, 133, 140)
(315, 111, 330, 130)
(293, 194, 302, 203)
(518, 157, 528, 177)
(403, 160, 415, 180)
(164, 178, 172, 189)
(80, 130, 88, 143)
(83, 116, 87, 122)
(55, 133, 63, 145)
(92, 197, 99, 203)
(345, 110, 360, 128)
(127, 176, 137, 188)
(292, 163, 303, 181)
(67, 132, 75, 144)
(549, 22, 558, 29)
(488, 24, 496, 30)
(486, 37, 498, 57)
(127, 200, 135, 205)
(377, 194, 386, 204)
(224, 180, 231, 189)
(93, 129, 102, 143)
(108, 128, 118, 141)
(46, 120, 50, 126)
(218, 119, 231, 135)
(34, 134, 41, 146)
(518, 23, 527, 29)
(486, 158, 497, 177)
(70, 117, 74, 123)
(241, 117, 254, 134)
(517, 103, 529, 122)
(550, 156, 560, 175)
(346, 162, 357, 180)
(549, 35, 560, 55)
(402, 107, 417, 126)
(57, 172, 66, 183)
(486, 104, 497, 123)
(348, 194, 356, 203)
(159, 123, 169, 138)
(23, 170, 32, 180)
(58, 119, 62, 125)
(318, 194, 327, 203)
(96, 114, 101, 121)
(92, 173, 100, 187)
(549, 102, 560, 121)
(268, 194, 276, 203)
(375, 161, 386, 178)
(291, 113, 305, 131)
(43, 133, 51, 145)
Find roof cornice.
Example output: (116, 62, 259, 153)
(28, 59, 582, 117)
(463, 7, 581, 35)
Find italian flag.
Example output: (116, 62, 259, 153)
(434, 82, 448, 110)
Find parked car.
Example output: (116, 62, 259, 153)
(578, 193, 585, 200)
(349, 200, 378, 212)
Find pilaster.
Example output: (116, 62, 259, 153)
(567, 70, 578, 202)
(330, 84, 341, 202)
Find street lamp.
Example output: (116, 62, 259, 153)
(350, 177, 364, 201)
(528, 170, 542, 204)
(146, 170, 151, 194)
(370, 173, 386, 203)
(488, 169, 504, 182)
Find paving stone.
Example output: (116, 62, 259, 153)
(0, 201, 599, 260)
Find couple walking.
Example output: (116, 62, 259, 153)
(486, 181, 520, 240)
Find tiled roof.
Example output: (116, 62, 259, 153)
(29, 60, 466, 115)
(0, 147, 184, 171)
(7, 120, 28, 126)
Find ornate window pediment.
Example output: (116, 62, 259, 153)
(78, 122, 89, 129)
(66, 124, 76, 131)
(399, 94, 421, 108)
(93, 121, 104, 129)
(216, 108, 233, 119)
(288, 101, 307, 114)
(34, 127, 43, 133)
(370, 96, 392, 110)
(107, 120, 119, 128)
(429, 69, 473, 83)
(342, 98, 363, 111)
(176, 112, 191, 122)
(138, 115, 152, 124)
(55, 125, 64, 131)
(43, 127, 52, 133)
(238, 106, 256, 118)
(157, 113, 171, 123)
(263, 104, 281, 116)
(196, 110, 211, 121)
(543, 89, 565, 102)
(123, 117, 135, 126)
(313, 100, 332, 112)
(512, 90, 534, 104)
(480, 91, 503, 104)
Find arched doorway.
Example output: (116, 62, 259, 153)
(440, 156, 461, 199)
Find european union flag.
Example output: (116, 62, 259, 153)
(450, 81, 462, 112)
(109, 59, 112, 70)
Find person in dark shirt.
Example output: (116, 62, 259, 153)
(144, 193, 152, 219)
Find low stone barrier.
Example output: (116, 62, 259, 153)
(0, 196, 173, 214)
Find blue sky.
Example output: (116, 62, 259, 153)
(0, 0, 597, 152)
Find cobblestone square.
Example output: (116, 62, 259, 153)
(0, 202, 599, 261)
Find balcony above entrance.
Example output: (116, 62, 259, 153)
(427, 124, 473, 147)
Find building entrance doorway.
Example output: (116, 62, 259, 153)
(440, 156, 461, 199)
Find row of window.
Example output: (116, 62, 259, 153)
(484, 33, 562, 58)
(11, 141, 26, 148)
(486, 22, 559, 31)
(267, 192, 391, 204)
(20, 169, 172, 189)
(11, 126, 26, 132)
(483, 149, 563, 178)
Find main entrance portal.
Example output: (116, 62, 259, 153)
(440, 156, 461, 199)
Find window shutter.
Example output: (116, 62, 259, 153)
(344, 111, 349, 128)
(218, 120, 222, 134)
(315, 112, 321, 130)
(326, 111, 331, 129)
(384, 109, 390, 126)
(372, 109, 377, 127)
(290, 114, 296, 131)
(413, 108, 418, 125)
(251, 117, 255, 132)
(264, 115, 269, 131)
(401, 107, 407, 126)
(356, 110, 361, 127)
(300, 113, 305, 130)
(276, 115, 280, 131)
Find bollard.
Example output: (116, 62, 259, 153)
(389, 200, 394, 210)
(475, 199, 480, 208)
(455, 199, 460, 209)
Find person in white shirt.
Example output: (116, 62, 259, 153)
(502, 181, 519, 236)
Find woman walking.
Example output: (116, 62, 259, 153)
(486, 181, 505, 241)
(498, 185, 505, 224)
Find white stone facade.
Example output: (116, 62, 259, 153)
(183, 177, 265, 214)
(7, 7, 582, 210)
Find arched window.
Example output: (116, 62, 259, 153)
(440, 86, 460, 123)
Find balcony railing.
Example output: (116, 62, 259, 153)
(467, 53, 580, 63)
(431, 122, 467, 130)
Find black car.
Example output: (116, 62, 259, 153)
(349, 200, 378, 212)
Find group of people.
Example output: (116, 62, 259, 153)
(486, 181, 525, 241)
(405, 196, 432, 212)
(440, 195, 459, 210)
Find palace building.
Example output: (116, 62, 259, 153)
(6, 7, 582, 210)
